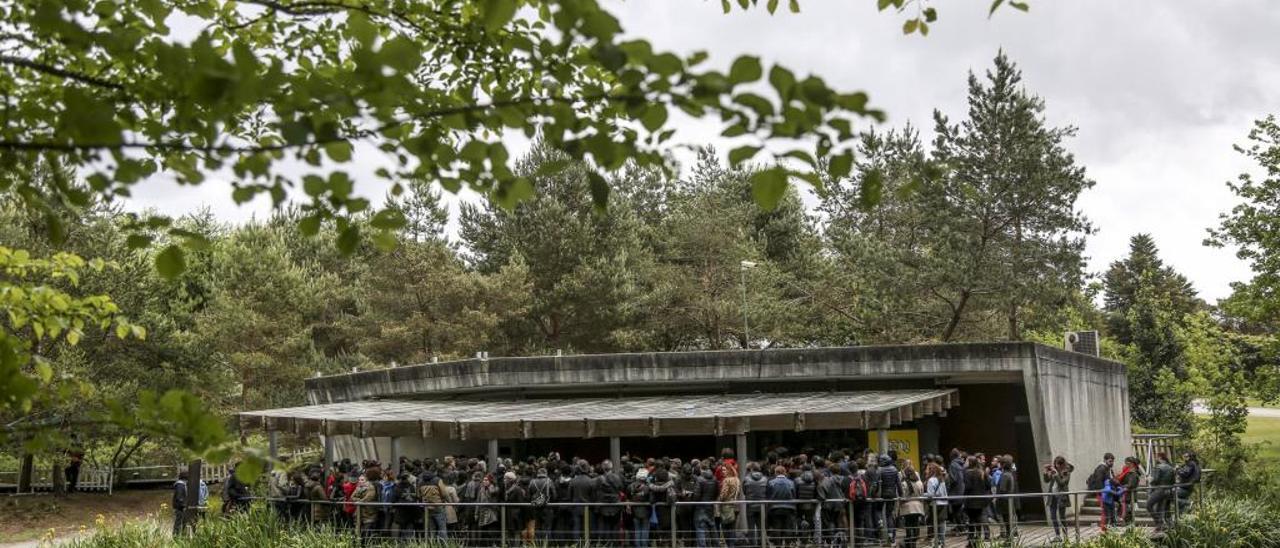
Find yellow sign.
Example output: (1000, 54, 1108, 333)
(867, 430, 920, 470)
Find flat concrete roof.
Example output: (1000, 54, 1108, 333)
(305, 342, 1122, 404)
(241, 389, 958, 439)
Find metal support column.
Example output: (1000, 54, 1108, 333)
(488, 439, 500, 471)
(737, 433, 749, 534)
(610, 436, 621, 465)
(390, 437, 402, 474)
(876, 429, 890, 456)
(323, 436, 335, 467)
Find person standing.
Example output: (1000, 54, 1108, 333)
(392, 473, 420, 539)
(718, 462, 742, 548)
(172, 471, 191, 537)
(597, 460, 627, 544)
(924, 462, 949, 545)
(994, 456, 1018, 541)
(693, 466, 719, 548)
(875, 455, 901, 545)
(1147, 453, 1175, 530)
(898, 463, 925, 548)
(528, 467, 557, 542)
(306, 471, 331, 526)
(766, 465, 797, 546)
(1116, 457, 1142, 525)
(630, 469, 654, 548)
(817, 462, 847, 548)
(962, 457, 988, 547)
(353, 470, 380, 541)
(741, 464, 768, 548)
(946, 449, 967, 533)
(1042, 457, 1072, 542)
(1086, 453, 1116, 531)
(64, 450, 84, 494)
(223, 463, 251, 515)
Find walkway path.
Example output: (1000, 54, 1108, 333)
(1192, 400, 1280, 418)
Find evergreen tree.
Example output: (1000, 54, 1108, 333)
(931, 51, 1094, 341)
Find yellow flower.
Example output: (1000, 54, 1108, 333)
(94, 514, 106, 527)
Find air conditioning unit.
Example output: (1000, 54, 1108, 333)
(1064, 330, 1100, 357)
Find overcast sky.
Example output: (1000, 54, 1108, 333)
(127, 0, 1280, 302)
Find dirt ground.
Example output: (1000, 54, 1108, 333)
(0, 490, 170, 544)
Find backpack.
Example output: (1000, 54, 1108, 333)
(848, 475, 870, 502)
(1086, 466, 1106, 491)
(396, 484, 418, 504)
(530, 480, 550, 507)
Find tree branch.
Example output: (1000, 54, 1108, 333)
(0, 55, 125, 91)
(0, 92, 645, 154)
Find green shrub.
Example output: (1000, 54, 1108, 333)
(1164, 494, 1280, 548)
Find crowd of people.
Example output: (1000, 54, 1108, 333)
(193, 445, 1202, 547)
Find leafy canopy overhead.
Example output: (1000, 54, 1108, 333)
(0, 0, 936, 277)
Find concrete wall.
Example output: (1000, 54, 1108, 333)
(1023, 346, 1132, 493)
(306, 343, 1042, 404)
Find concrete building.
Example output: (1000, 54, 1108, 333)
(239, 341, 1130, 496)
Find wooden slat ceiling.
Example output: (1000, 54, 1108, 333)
(239, 389, 958, 440)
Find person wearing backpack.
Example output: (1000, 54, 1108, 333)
(306, 471, 331, 527)
(741, 463, 768, 548)
(817, 462, 847, 547)
(1086, 453, 1115, 531)
(694, 467, 719, 548)
(392, 473, 420, 539)
(649, 468, 677, 547)
(874, 455, 901, 545)
(850, 459, 874, 547)
(993, 456, 1018, 541)
(528, 467, 556, 542)
(418, 469, 448, 539)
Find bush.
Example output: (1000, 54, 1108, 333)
(1164, 494, 1280, 548)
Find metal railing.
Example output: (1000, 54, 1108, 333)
(217, 482, 1200, 547)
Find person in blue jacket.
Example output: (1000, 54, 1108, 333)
(1100, 477, 1126, 531)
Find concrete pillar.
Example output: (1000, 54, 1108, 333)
(323, 436, 335, 467)
(390, 437, 402, 473)
(735, 434, 748, 479)
(876, 429, 890, 457)
(609, 437, 621, 465)
(488, 439, 500, 471)
(267, 431, 279, 472)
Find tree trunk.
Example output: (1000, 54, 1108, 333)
(941, 290, 972, 342)
(17, 453, 33, 493)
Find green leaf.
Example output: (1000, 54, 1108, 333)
(336, 225, 360, 255)
(728, 56, 763, 85)
(481, 0, 518, 32)
(126, 234, 154, 249)
(640, 104, 668, 132)
(325, 141, 353, 162)
(155, 245, 186, 279)
(877, 0, 894, 10)
(370, 208, 407, 230)
(828, 151, 853, 180)
(751, 167, 788, 210)
(587, 172, 610, 211)
(988, 0, 1006, 16)
(860, 168, 884, 210)
(769, 65, 796, 100)
(729, 145, 763, 167)
(1009, 1, 1029, 11)
(298, 215, 322, 236)
(903, 19, 919, 34)
(235, 457, 264, 484)
(789, 0, 800, 13)
(767, 0, 779, 14)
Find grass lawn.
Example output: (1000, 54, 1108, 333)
(0, 489, 169, 544)
(1244, 415, 1280, 466)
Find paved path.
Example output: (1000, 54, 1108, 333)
(1192, 400, 1280, 418)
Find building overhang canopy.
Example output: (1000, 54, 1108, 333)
(238, 389, 958, 440)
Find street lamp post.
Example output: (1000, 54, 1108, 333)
(740, 260, 758, 349)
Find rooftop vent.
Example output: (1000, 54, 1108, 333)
(1064, 330, 1100, 357)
